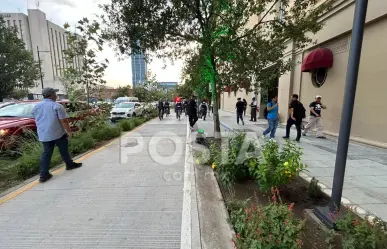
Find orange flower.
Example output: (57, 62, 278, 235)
(288, 203, 294, 211)
(353, 219, 359, 226)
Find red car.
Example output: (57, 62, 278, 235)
(0, 100, 94, 149)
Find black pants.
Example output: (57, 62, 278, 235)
(189, 115, 198, 127)
(243, 107, 246, 116)
(237, 111, 244, 124)
(286, 118, 302, 141)
(250, 108, 257, 121)
(40, 134, 73, 177)
(201, 110, 207, 120)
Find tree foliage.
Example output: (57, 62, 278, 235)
(63, 18, 109, 104)
(133, 75, 166, 103)
(100, 0, 332, 135)
(0, 17, 40, 102)
(112, 85, 131, 100)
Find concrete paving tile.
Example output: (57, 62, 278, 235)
(359, 204, 387, 221)
(343, 188, 385, 205)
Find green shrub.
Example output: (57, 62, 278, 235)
(16, 142, 61, 179)
(327, 212, 387, 249)
(90, 125, 121, 142)
(229, 193, 304, 249)
(133, 117, 144, 126)
(248, 139, 306, 191)
(214, 132, 257, 189)
(119, 120, 135, 132)
(308, 177, 323, 198)
(69, 133, 96, 155)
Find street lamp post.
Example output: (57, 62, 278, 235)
(314, 0, 369, 228)
(37, 46, 50, 89)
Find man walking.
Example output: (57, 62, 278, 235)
(283, 94, 306, 142)
(236, 98, 245, 125)
(303, 95, 327, 139)
(250, 97, 257, 122)
(32, 88, 82, 183)
(262, 96, 279, 139)
(187, 96, 198, 129)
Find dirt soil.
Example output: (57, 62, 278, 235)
(220, 176, 340, 249)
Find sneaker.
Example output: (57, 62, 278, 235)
(66, 162, 83, 170)
(302, 133, 306, 136)
(294, 139, 300, 143)
(283, 136, 290, 139)
(316, 136, 327, 139)
(242, 121, 245, 125)
(39, 173, 53, 183)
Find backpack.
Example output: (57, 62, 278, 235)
(296, 102, 306, 119)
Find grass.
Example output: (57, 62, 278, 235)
(90, 125, 122, 142)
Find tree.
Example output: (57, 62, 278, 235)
(133, 76, 165, 103)
(112, 85, 131, 100)
(63, 18, 109, 106)
(101, 0, 332, 137)
(0, 17, 40, 102)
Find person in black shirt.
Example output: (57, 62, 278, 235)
(242, 98, 247, 116)
(283, 94, 305, 142)
(236, 98, 245, 125)
(187, 97, 198, 129)
(302, 95, 327, 139)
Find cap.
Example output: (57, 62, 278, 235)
(316, 95, 322, 99)
(42, 87, 59, 98)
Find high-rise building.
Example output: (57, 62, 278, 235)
(1, 9, 82, 98)
(131, 52, 147, 88)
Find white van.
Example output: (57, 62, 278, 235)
(114, 97, 139, 105)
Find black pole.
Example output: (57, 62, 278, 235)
(37, 46, 44, 89)
(331, 0, 368, 210)
(314, 0, 368, 228)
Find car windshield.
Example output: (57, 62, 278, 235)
(116, 103, 134, 108)
(0, 102, 37, 118)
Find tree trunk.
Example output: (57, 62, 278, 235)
(210, 54, 221, 139)
(0, 95, 3, 102)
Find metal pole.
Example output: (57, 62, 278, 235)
(37, 46, 44, 89)
(331, 0, 368, 210)
(314, 0, 368, 228)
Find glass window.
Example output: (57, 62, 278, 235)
(117, 103, 135, 108)
(19, 20, 23, 40)
(0, 103, 38, 118)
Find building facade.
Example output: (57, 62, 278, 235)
(131, 53, 147, 87)
(221, 0, 387, 148)
(1, 9, 81, 98)
(158, 82, 178, 90)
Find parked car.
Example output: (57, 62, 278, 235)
(0, 100, 96, 150)
(110, 102, 143, 122)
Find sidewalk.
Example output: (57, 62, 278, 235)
(196, 110, 387, 221)
(0, 118, 194, 249)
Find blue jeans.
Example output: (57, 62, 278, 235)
(263, 118, 279, 138)
(40, 134, 73, 177)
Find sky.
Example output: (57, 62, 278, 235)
(0, 0, 183, 87)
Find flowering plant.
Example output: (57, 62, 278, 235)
(229, 189, 305, 249)
(248, 139, 306, 191)
(326, 211, 387, 249)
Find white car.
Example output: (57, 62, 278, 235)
(110, 102, 143, 122)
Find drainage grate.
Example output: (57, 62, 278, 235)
(121, 140, 139, 147)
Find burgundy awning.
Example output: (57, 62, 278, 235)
(301, 48, 333, 72)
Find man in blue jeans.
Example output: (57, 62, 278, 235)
(263, 96, 279, 139)
(32, 88, 82, 183)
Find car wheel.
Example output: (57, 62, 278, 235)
(111, 119, 116, 123)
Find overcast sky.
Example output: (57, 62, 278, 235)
(0, 0, 183, 87)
